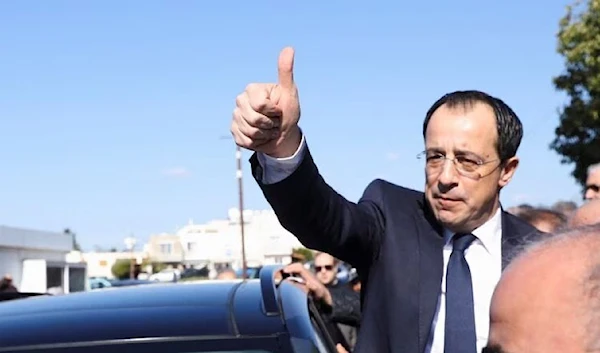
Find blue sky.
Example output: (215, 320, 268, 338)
(0, 0, 581, 250)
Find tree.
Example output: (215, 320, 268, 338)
(64, 228, 82, 251)
(550, 0, 600, 187)
(111, 259, 133, 280)
(292, 247, 315, 262)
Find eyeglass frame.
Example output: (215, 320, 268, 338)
(416, 150, 501, 180)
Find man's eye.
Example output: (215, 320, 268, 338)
(426, 154, 444, 161)
(457, 157, 480, 171)
(587, 184, 600, 192)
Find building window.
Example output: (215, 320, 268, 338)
(187, 242, 197, 251)
(159, 243, 172, 254)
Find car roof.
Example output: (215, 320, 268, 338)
(0, 266, 300, 349)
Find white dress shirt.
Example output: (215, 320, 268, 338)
(257, 134, 503, 353)
(426, 210, 502, 353)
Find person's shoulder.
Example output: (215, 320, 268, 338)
(363, 178, 424, 201)
(502, 210, 545, 240)
(362, 179, 426, 218)
(503, 210, 538, 231)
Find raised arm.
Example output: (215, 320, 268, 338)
(251, 135, 385, 267)
(231, 47, 385, 267)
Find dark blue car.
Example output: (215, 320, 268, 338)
(0, 265, 343, 353)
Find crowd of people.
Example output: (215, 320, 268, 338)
(506, 163, 600, 233)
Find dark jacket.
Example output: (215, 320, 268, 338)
(251, 148, 540, 353)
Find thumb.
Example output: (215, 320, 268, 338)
(277, 47, 295, 90)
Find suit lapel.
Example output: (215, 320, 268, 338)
(413, 206, 538, 352)
(500, 211, 541, 269)
(416, 198, 445, 353)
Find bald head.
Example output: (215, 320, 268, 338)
(487, 224, 600, 353)
(569, 199, 600, 227)
(314, 252, 338, 285)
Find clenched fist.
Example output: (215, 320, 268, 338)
(231, 47, 301, 158)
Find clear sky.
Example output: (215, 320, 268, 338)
(0, 0, 582, 250)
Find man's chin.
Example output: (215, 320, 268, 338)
(435, 210, 464, 231)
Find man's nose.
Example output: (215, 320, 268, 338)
(437, 159, 459, 190)
(585, 189, 596, 200)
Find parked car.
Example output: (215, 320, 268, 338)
(148, 268, 180, 282)
(0, 265, 349, 353)
(107, 279, 157, 287)
(88, 277, 112, 290)
(180, 266, 209, 279)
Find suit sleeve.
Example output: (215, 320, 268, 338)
(250, 144, 386, 268)
(329, 288, 361, 327)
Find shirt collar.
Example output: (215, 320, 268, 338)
(443, 207, 503, 254)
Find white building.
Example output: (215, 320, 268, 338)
(81, 251, 147, 279)
(0, 225, 86, 293)
(178, 208, 303, 269)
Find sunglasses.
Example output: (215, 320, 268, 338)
(315, 265, 334, 272)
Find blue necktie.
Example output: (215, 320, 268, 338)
(444, 233, 478, 353)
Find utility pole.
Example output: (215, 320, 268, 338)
(235, 145, 248, 280)
(124, 236, 137, 280)
(221, 135, 248, 280)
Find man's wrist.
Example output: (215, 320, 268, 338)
(266, 126, 302, 159)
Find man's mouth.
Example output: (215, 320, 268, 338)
(435, 196, 462, 208)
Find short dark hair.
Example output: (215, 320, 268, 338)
(517, 207, 568, 232)
(422, 90, 524, 162)
(551, 201, 578, 214)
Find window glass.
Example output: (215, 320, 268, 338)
(310, 315, 332, 353)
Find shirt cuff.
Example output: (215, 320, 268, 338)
(256, 132, 307, 184)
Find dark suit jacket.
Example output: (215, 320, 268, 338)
(250, 147, 541, 353)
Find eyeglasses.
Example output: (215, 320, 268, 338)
(417, 151, 499, 179)
(315, 265, 334, 272)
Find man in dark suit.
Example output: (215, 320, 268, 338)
(230, 47, 540, 353)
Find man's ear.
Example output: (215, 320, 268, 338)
(498, 157, 519, 188)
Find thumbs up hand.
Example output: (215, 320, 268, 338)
(231, 47, 302, 158)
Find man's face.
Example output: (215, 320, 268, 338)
(424, 103, 518, 233)
(314, 253, 337, 285)
(486, 244, 587, 353)
(569, 199, 600, 227)
(585, 169, 600, 200)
